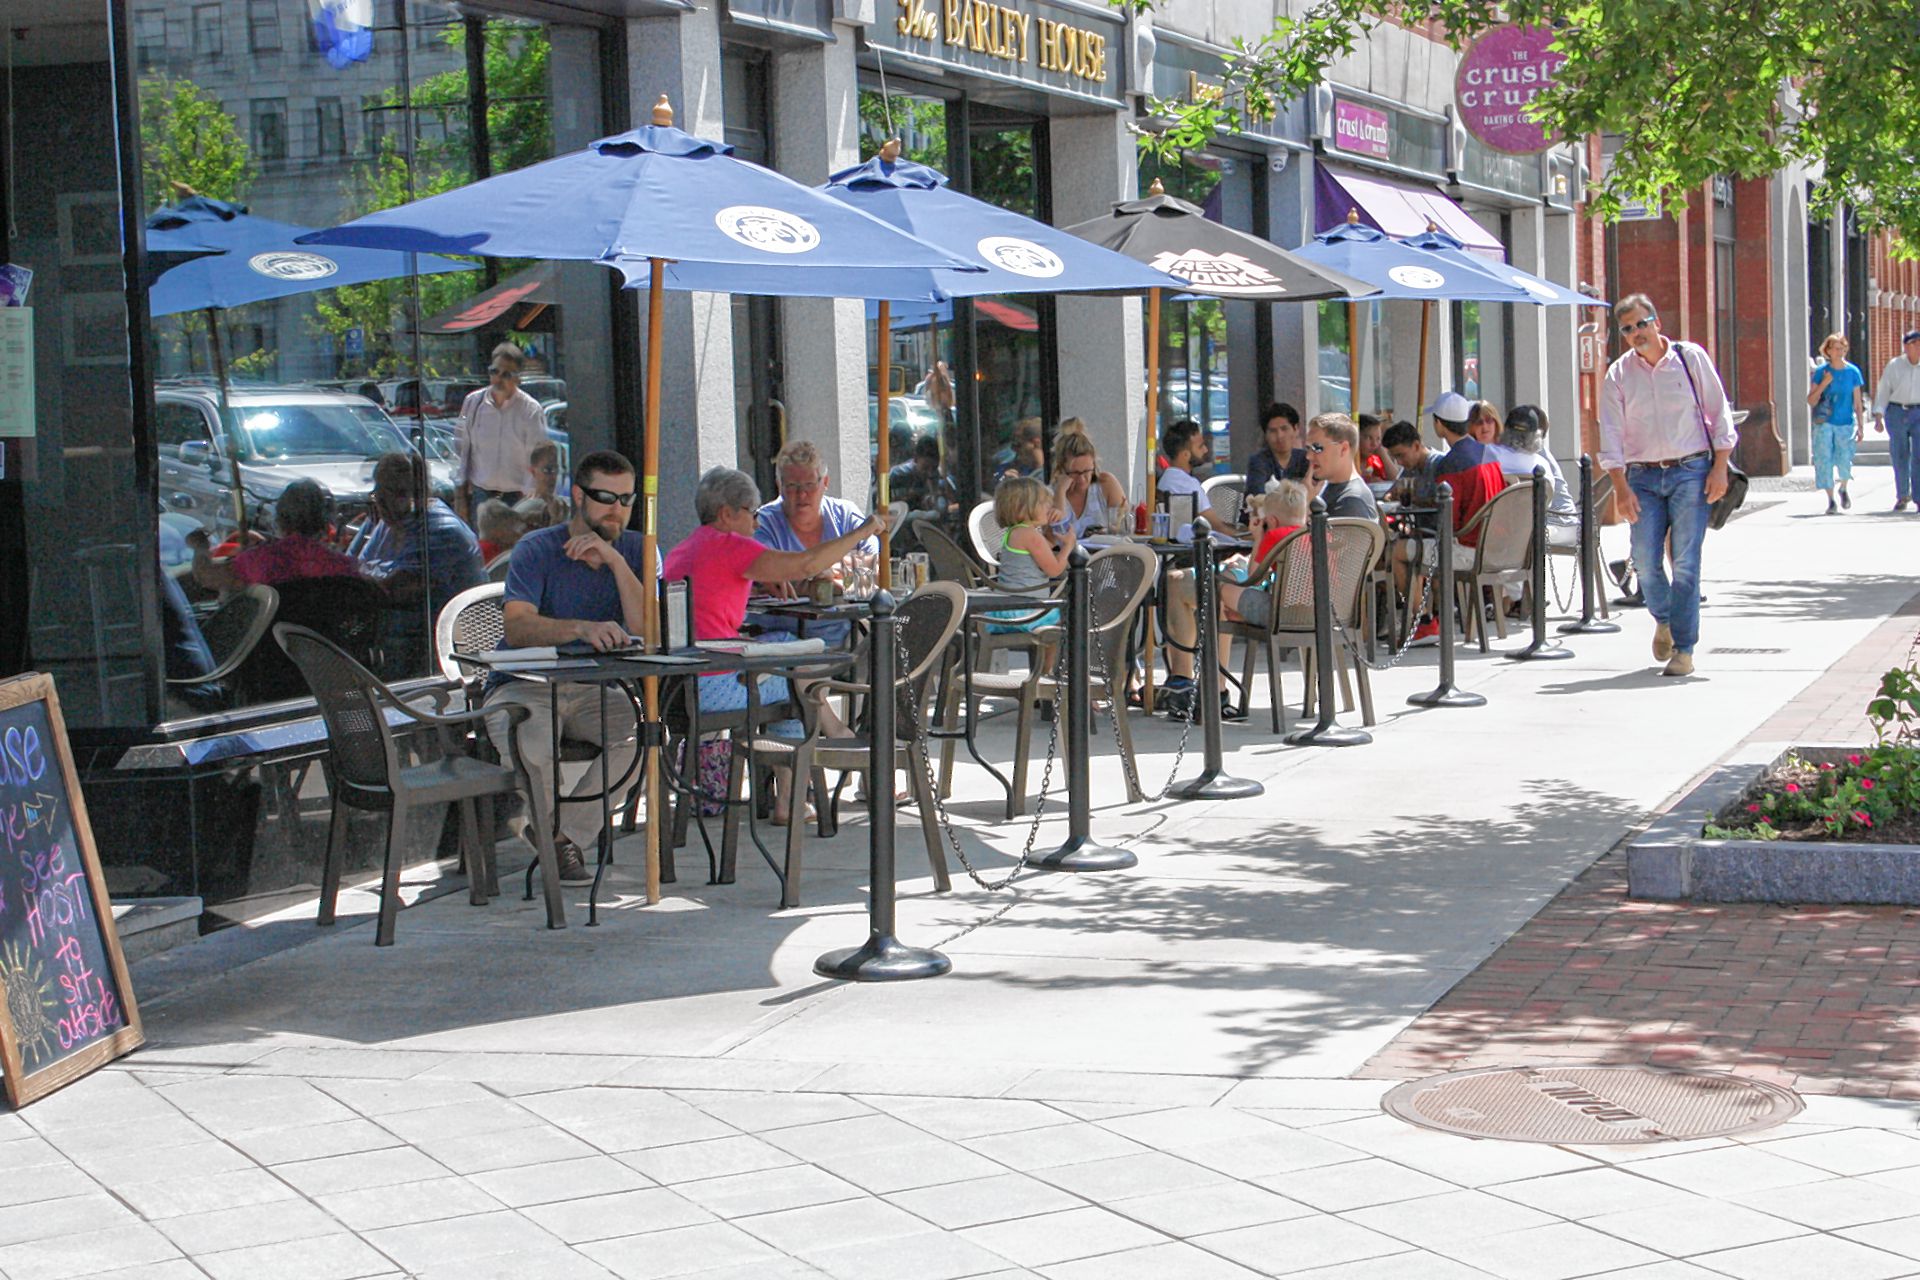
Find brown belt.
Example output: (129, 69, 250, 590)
(1629, 450, 1710, 470)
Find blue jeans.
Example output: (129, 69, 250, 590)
(1886, 405, 1920, 502)
(1627, 456, 1711, 655)
(1812, 422, 1856, 491)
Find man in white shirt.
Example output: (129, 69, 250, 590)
(1598, 293, 1736, 679)
(454, 343, 550, 522)
(1872, 329, 1920, 513)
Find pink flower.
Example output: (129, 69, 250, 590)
(1746, 803, 1762, 813)
(1759, 816, 1773, 825)
(1855, 811, 1874, 827)
(1849, 754, 1864, 765)
(1820, 762, 1836, 772)
(1862, 778, 1876, 790)
(1785, 783, 1801, 794)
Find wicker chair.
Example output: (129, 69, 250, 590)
(723, 583, 964, 909)
(168, 585, 279, 707)
(966, 500, 1003, 565)
(917, 521, 986, 588)
(1224, 519, 1387, 731)
(1202, 474, 1248, 529)
(273, 623, 554, 945)
(1455, 477, 1537, 653)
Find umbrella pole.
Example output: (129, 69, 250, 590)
(1142, 285, 1162, 715)
(1416, 300, 1432, 426)
(1347, 301, 1360, 417)
(641, 260, 666, 907)
(876, 299, 892, 589)
(207, 307, 246, 540)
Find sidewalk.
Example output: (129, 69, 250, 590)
(7, 466, 1920, 1280)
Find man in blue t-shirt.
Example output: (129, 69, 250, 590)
(1809, 333, 1865, 513)
(486, 449, 651, 884)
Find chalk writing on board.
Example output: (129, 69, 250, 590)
(0, 940, 59, 1068)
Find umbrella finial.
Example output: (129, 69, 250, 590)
(1426, 219, 1439, 232)
(170, 180, 200, 198)
(880, 137, 902, 162)
(1148, 178, 1166, 196)
(1346, 208, 1360, 223)
(651, 95, 674, 127)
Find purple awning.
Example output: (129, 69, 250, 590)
(1315, 164, 1505, 262)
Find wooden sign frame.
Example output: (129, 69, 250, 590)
(0, 673, 144, 1108)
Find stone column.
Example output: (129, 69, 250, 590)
(1542, 208, 1579, 460)
(627, 11, 737, 545)
(1266, 153, 1321, 417)
(1508, 204, 1551, 417)
(773, 37, 872, 504)
(1049, 110, 1144, 500)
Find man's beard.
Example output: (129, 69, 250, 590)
(593, 517, 622, 543)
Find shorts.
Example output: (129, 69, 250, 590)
(1235, 587, 1272, 630)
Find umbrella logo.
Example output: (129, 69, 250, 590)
(978, 236, 1064, 279)
(1387, 265, 1446, 291)
(248, 251, 340, 282)
(714, 206, 822, 255)
(1149, 249, 1283, 296)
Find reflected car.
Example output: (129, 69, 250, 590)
(155, 382, 456, 538)
(1165, 378, 1232, 461)
(867, 394, 946, 459)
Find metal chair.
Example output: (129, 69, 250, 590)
(1546, 464, 1611, 621)
(917, 521, 986, 588)
(245, 575, 388, 703)
(273, 622, 555, 946)
(723, 583, 964, 909)
(966, 500, 1003, 565)
(1455, 477, 1537, 653)
(485, 550, 515, 583)
(168, 585, 279, 705)
(1225, 520, 1387, 731)
(1202, 474, 1248, 528)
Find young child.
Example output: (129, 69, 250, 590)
(473, 498, 527, 563)
(1221, 479, 1306, 602)
(1356, 414, 1399, 483)
(987, 475, 1072, 633)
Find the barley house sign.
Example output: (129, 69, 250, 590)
(872, 0, 1126, 105)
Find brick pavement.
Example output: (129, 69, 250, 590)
(1357, 590, 1920, 1097)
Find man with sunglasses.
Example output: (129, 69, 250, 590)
(1599, 293, 1737, 679)
(489, 450, 652, 884)
(453, 342, 549, 523)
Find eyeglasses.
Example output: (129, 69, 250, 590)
(1304, 442, 1327, 454)
(580, 486, 637, 508)
(1618, 316, 1656, 336)
(536, 465, 560, 476)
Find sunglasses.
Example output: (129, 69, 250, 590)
(1304, 442, 1328, 454)
(580, 486, 637, 507)
(1619, 316, 1656, 336)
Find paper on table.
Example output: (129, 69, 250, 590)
(697, 637, 828, 658)
(477, 647, 558, 662)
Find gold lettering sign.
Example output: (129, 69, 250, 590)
(909, 0, 1107, 83)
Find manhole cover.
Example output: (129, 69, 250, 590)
(1382, 1066, 1801, 1145)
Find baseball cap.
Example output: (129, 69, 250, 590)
(1424, 391, 1474, 425)
(1905, 329, 1920, 344)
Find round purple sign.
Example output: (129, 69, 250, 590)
(1455, 24, 1565, 155)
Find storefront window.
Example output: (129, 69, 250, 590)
(137, 3, 615, 719)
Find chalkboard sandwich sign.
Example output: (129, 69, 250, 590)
(0, 673, 143, 1108)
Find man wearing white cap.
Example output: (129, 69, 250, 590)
(1872, 329, 1920, 513)
(1427, 391, 1487, 477)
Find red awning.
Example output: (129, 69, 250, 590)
(421, 262, 560, 334)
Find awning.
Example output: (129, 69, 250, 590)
(420, 261, 559, 334)
(1315, 164, 1506, 262)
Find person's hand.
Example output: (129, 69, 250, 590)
(1876, 415, 1887, 434)
(1704, 463, 1730, 505)
(564, 534, 617, 571)
(1856, 427, 1866, 445)
(1610, 472, 1641, 523)
(859, 513, 885, 541)
(575, 619, 629, 651)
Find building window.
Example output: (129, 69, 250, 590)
(134, 8, 166, 70)
(251, 98, 289, 163)
(191, 4, 224, 57)
(248, 0, 281, 52)
(316, 99, 346, 157)
(361, 97, 390, 154)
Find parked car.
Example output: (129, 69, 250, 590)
(154, 382, 456, 539)
(1165, 377, 1232, 461)
(867, 394, 946, 461)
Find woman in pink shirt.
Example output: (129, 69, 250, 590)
(663, 467, 882, 822)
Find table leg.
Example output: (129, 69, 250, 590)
(589, 682, 610, 926)
(643, 674, 663, 906)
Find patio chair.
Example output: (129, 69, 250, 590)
(485, 550, 515, 583)
(945, 544, 1155, 812)
(722, 582, 963, 909)
(273, 622, 555, 946)
(917, 521, 986, 588)
(1224, 519, 1386, 731)
(1202, 473, 1248, 528)
(1546, 464, 1611, 621)
(966, 500, 1003, 566)
(1454, 476, 1537, 653)
(167, 585, 278, 708)
(244, 575, 388, 703)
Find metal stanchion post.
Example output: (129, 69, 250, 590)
(816, 590, 950, 981)
(1408, 484, 1485, 709)
(1036, 547, 1138, 870)
(1506, 466, 1573, 661)
(1559, 455, 1621, 636)
(1286, 499, 1371, 746)
(1173, 518, 1266, 794)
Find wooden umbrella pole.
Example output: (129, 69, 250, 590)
(1145, 286, 1162, 507)
(207, 308, 247, 540)
(876, 298, 892, 588)
(1347, 301, 1360, 417)
(641, 258, 666, 906)
(1416, 300, 1432, 426)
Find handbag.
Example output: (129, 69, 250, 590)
(1674, 341, 1749, 531)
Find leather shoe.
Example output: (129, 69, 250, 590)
(1652, 622, 1673, 662)
(1662, 652, 1694, 678)
(552, 838, 594, 885)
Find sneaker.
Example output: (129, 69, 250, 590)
(1827, 497, 1839, 515)
(1154, 677, 1195, 714)
(1219, 694, 1247, 722)
(552, 838, 595, 885)
(1408, 618, 1441, 647)
(1840, 487, 1852, 510)
(1662, 651, 1695, 678)
(1896, 498, 1911, 513)
(1652, 622, 1673, 662)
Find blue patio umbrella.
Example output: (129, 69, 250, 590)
(1402, 227, 1606, 310)
(299, 100, 985, 906)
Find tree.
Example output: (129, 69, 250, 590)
(139, 76, 254, 204)
(1117, 0, 1920, 246)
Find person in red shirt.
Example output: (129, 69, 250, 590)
(1356, 414, 1400, 483)
(187, 478, 360, 593)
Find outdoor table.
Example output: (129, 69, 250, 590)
(746, 596, 873, 642)
(456, 645, 853, 927)
(926, 587, 1062, 812)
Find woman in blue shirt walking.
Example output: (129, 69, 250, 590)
(1808, 332, 1866, 513)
